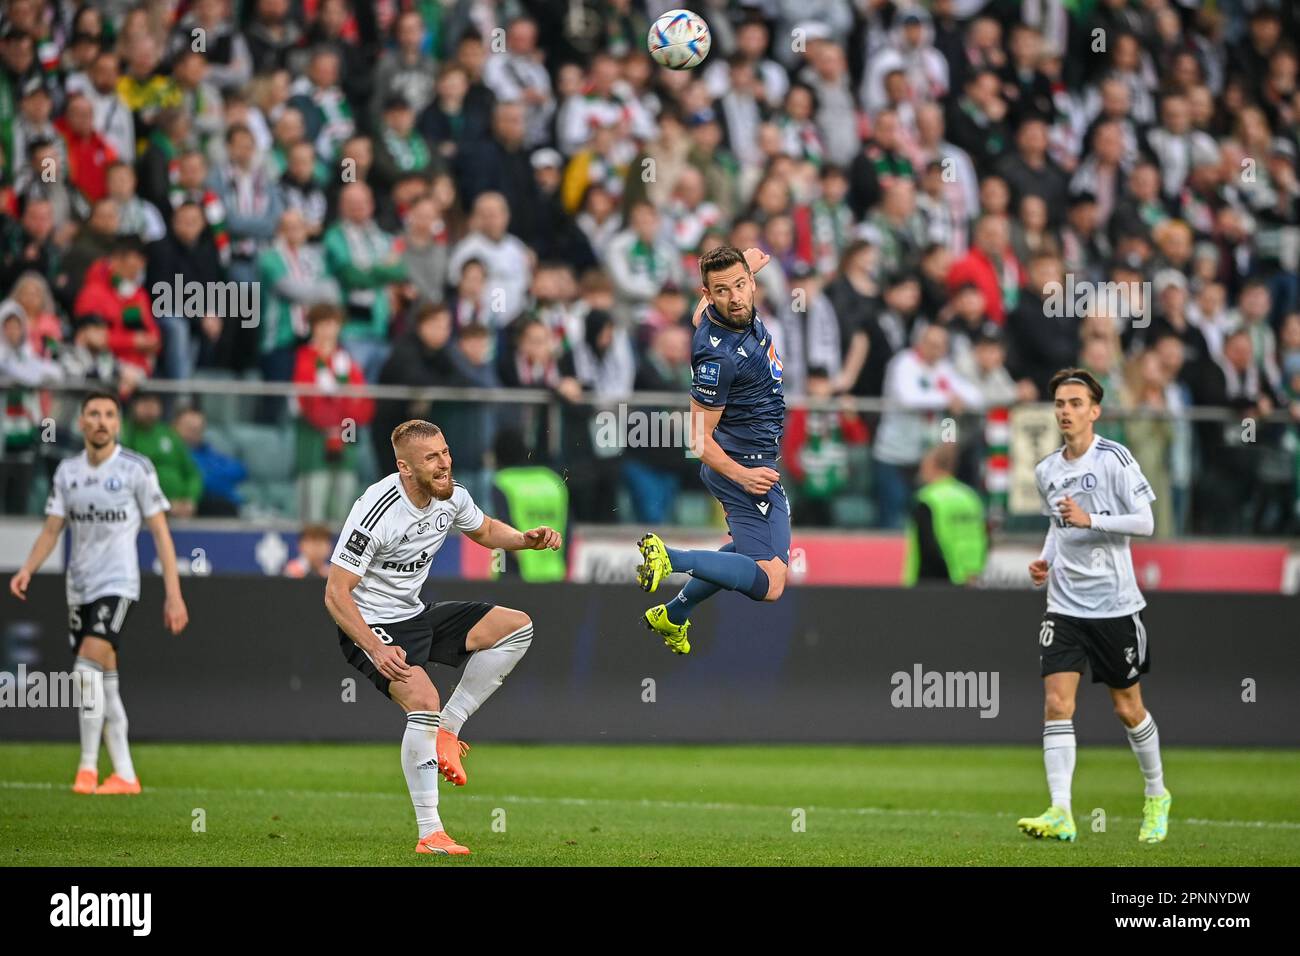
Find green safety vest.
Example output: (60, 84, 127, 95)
(491, 467, 569, 583)
(904, 476, 988, 586)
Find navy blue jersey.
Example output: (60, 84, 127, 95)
(689, 305, 785, 456)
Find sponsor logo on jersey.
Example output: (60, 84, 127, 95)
(695, 361, 720, 387)
(1081, 473, 1097, 492)
(335, 550, 361, 567)
(756, 500, 770, 516)
(767, 339, 783, 381)
(737, 346, 748, 357)
(345, 530, 371, 556)
(416, 521, 430, 534)
(67, 505, 129, 523)
(709, 335, 720, 347)
(382, 551, 431, 573)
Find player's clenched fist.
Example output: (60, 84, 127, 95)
(9, 568, 31, 600)
(742, 247, 770, 274)
(1057, 495, 1091, 528)
(523, 527, 563, 550)
(1028, 559, 1050, 587)
(739, 466, 780, 497)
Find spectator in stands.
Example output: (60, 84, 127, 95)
(455, 101, 540, 243)
(212, 123, 282, 286)
(947, 214, 1021, 324)
(288, 45, 355, 163)
(278, 139, 329, 239)
(4, 270, 61, 358)
(873, 322, 984, 529)
(54, 93, 116, 203)
(0, 297, 61, 513)
(606, 200, 685, 327)
(372, 95, 433, 194)
(783, 367, 869, 527)
(72, 235, 159, 375)
(121, 391, 202, 519)
(322, 181, 407, 380)
(258, 208, 340, 383)
(372, 301, 467, 471)
(146, 202, 226, 380)
(283, 524, 334, 578)
(447, 191, 531, 329)
(107, 162, 165, 243)
(481, 16, 554, 150)
(417, 62, 492, 166)
(371, 9, 439, 119)
(292, 303, 375, 523)
(173, 406, 246, 517)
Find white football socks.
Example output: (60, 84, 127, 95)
(1043, 719, 1076, 813)
(402, 711, 443, 838)
(102, 671, 135, 782)
(73, 657, 105, 772)
(1126, 712, 1165, 797)
(440, 622, 533, 737)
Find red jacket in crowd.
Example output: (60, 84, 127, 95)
(72, 259, 160, 373)
(292, 343, 376, 454)
(55, 116, 118, 202)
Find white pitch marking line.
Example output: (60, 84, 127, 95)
(2, 780, 1297, 830)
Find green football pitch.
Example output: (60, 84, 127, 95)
(2, 743, 1297, 866)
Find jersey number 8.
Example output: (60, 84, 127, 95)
(371, 626, 394, 645)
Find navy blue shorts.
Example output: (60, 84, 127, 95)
(700, 456, 791, 563)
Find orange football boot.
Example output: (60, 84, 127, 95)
(436, 729, 470, 786)
(94, 774, 141, 795)
(415, 830, 470, 855)
(72, 769, 98, 794)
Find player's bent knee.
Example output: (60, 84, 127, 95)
(760, 559, 787, 602)
(1044, 694, 1074, 720)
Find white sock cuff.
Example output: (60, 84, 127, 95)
(74, 657, 103, 673)
(1127, 713, 1157, 743)
(405, 710, 440, 730)
(1043, 720, 1076, 749)
(492, 622, 534, 648)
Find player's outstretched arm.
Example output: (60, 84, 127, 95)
(324, 564, 412, 683)
(462, 515, 562, 552)
(9, 514, 65, 600)
(144, 512, 188, 634)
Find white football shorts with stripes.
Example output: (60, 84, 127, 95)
(68, 594, 135, 654)
(1037, 610, 1150, 689)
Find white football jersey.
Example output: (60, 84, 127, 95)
(1035, 436, 1156, 619)
(45, 445, 170, 605)
(331, 475, 486, 624)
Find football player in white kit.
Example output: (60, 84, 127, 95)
(325, 420, 561, 856)
(1017, 369, 1172, 845)
(9, 391, 189, 795)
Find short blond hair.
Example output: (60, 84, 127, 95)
(391, 420, 443, 454)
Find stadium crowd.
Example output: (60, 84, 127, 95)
(0, 0, 1299, 535)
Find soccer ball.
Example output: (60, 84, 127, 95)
(647, 9, 711, 71)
